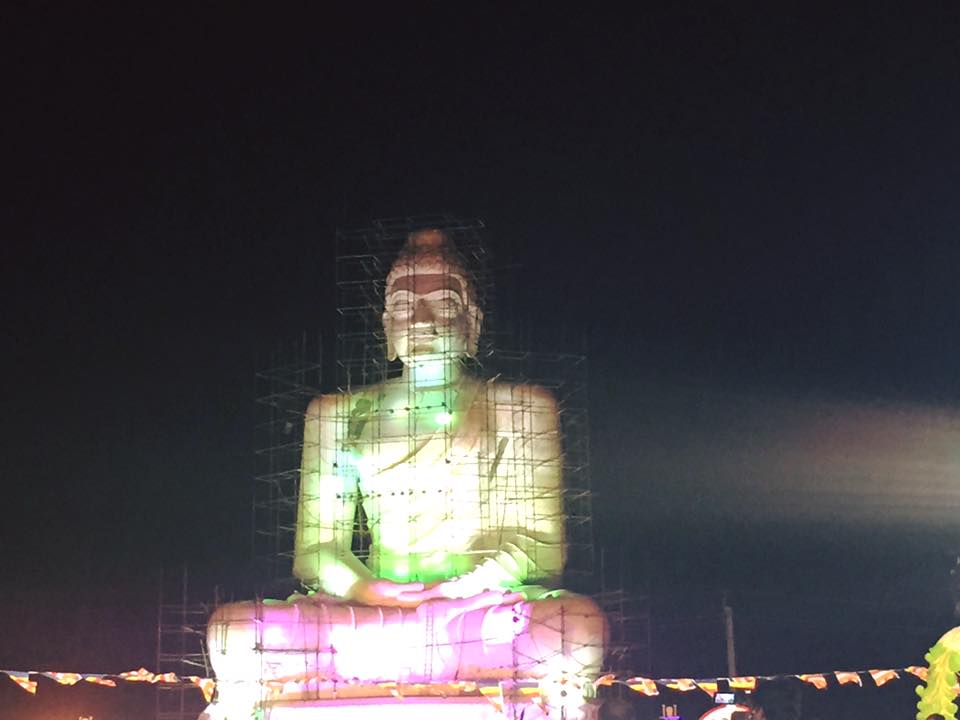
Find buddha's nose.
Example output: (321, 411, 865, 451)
(411, 299, 435, 325)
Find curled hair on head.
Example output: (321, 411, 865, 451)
(385, 229, 477, 305)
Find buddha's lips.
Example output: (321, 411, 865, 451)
(411, 334, 443, 350)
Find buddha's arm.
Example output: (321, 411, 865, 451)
(293, 394, 373, 596)
(445, 385, 565, 597)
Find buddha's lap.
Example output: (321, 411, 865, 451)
(207, 592, 606, 681)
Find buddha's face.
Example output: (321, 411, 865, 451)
(383, 270, 475, 367)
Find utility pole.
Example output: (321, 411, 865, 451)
(722, 592, 737, 677)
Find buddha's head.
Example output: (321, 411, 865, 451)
(383, 229, 483, 367)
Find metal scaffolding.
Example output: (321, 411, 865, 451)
(155, 567, 213, 720)
(202, 217, 628, 718)
(329, 215, 596, 589)
(251, 332, 323, 590)
(596, 549, 653, 678)
(247, 215, 599, 594)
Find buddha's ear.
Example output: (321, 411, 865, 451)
(466, 305, 483, 357)
(383, 312, 398, 361)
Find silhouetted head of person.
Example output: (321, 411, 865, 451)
(748, 679, 803, 720)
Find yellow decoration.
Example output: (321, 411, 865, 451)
(916, 626, 960, 720)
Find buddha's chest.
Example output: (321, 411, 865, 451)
(339, 383, 524, 502)
(350, 434, 486, 496)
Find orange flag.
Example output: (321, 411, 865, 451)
(119, 668, 157, 683)
(594, 673, 617, 687)
(728, 677, 757, 691)
(905, 666, 929, 681)
(627, 678, 659, 696)
(835, 671, 862, 686)
(44, 672, 82, 686)
(8, 672, 37, 695)
(187, 676, 216, 703)
(799, 674, 828, 690)
(84, 676, 118, 688)
(868, 669, 899, 687)
(697, 680, 718, 697)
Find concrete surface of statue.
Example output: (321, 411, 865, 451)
(203, 229, 606, 720)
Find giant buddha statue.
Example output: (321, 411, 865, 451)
(203, 229, 606, 720)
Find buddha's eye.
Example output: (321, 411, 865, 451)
(388, 297, 414, 317)
(432, 293, 463, 317)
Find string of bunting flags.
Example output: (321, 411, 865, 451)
(0, 665, 943, 704)
(594, 665, 934, 697)
(0, 668, 215, 702)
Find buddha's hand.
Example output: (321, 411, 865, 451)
(345, 578, 426, 607)
(396, 576, 524, 606)
(410, 590, 526, 631)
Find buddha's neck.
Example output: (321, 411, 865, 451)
(403, 358, 463, 389)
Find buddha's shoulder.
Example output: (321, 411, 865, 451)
(483, 379, 557, 411)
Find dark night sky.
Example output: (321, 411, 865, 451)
(3, 0, 960, 708)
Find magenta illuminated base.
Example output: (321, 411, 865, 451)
(265, 696, 515, 720)
(201, 684, 598, 720)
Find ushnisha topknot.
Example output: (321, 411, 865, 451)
(406, 228, 447, 249)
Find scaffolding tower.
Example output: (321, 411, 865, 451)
(251, 333, 323, 591)
(595, 549, 653, 677)
(155, 567, 213, 720)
